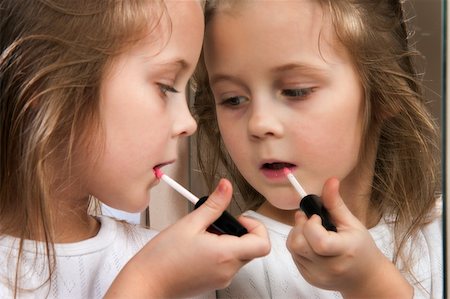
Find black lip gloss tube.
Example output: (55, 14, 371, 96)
(300, 194, 337, 232)
(195, 196, 248, 237)
(154, 168, 247, 237)
(284, 168, 337, 232)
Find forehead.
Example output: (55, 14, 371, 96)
(204, 1, 349, 71)
(122, 1, 204, 62)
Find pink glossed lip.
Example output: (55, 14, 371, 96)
(260, 162, 296, 180)
(153, 167, 164, 180)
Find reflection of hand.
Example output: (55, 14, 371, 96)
(105, 178, 271, 299)
(286, 178, 412, 298)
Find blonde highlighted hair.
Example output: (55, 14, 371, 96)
(0, 0, 167, 295)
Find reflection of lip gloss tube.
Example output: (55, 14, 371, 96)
(283, 168, 337, 232)
(154, 168, 248, 237)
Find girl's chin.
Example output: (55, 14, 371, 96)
(262, 195, 300, 210)
(274, 204, 300, 211)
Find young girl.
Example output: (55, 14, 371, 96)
(194, 0, 442, 298)
(0, 0, 270, 298)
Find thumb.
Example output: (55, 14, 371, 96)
(321, 178, 358, 228)
(191, 178, 233, 230)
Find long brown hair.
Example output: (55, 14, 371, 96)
(193, 0, 440, 277)
(0, 0, 166, 296)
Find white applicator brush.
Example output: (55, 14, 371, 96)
(283, 168, 337, 232)
(154, 167, 247, 237)
(154, 167, 199, 204)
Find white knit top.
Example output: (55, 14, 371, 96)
(0, 216, 157, 298)
(218, 204, 443, 299)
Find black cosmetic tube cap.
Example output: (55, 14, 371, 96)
(195, 196, 248, 237)
(300, 194, 337, 232)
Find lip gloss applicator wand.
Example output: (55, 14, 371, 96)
(154, 168, 248, 237)
(283, 168, 337, 232)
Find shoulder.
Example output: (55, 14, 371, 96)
(413, 198, 443, 298)
(420, 198, 442, 245)
(370, 198, 443, 256)
(374, 197, 442, 238)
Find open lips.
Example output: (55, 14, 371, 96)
(261, 162, 296, 170)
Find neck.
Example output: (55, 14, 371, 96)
(256, 202, 297, 226)
(339, 163, 381, 228)
(339, 189, 381, 228)
(53, 211, 100, 243)
(44, 161, 101, 243)
(5, 204, 100, 243)
(51, 195, 101, 243)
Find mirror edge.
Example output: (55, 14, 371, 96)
(445, 0, 448, 296)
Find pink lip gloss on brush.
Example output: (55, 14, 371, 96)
(283, 168, 337, 232)
(154, 168, 248, 237)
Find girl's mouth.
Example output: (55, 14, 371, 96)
(260, 162, 296, 179)
(153, 161, 175, 178)
(261, 162, 295, 170)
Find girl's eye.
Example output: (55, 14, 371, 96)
(219, 96, 248, 107)
(281, 88, 314, 98)
(158, 83, 179, 96)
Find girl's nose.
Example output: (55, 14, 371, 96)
(248, 101, 283, 140)
(173, 99, 197, 137)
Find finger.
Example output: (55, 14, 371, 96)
(287, 212, 306, 250)
(289, 211, 307, 242)
(188, 179, 233, 231)
(302, 214, 339, 256)
(287, 213, 312, 260)
(321, 178, 359, 227)
(226, 216, 271, 260)
(236, 215, 268, 237)
(294, 210, 308, 225)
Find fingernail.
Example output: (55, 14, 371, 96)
(218, 179, 228, 194)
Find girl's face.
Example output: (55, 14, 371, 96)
(85, 1, 203, 212)
(204, 1, 366, 211)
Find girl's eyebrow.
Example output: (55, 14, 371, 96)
(209, 63, 330, 86)
(209, 74, 246, 87)
(269, 63, 329, 75)
(154, 59, 190, 70)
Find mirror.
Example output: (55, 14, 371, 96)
(415, 0, 445, 297)
(188, 0, 446, 297)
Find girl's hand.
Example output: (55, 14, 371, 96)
(105, 178, 270, 299)
(286, 178, 413, 299)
